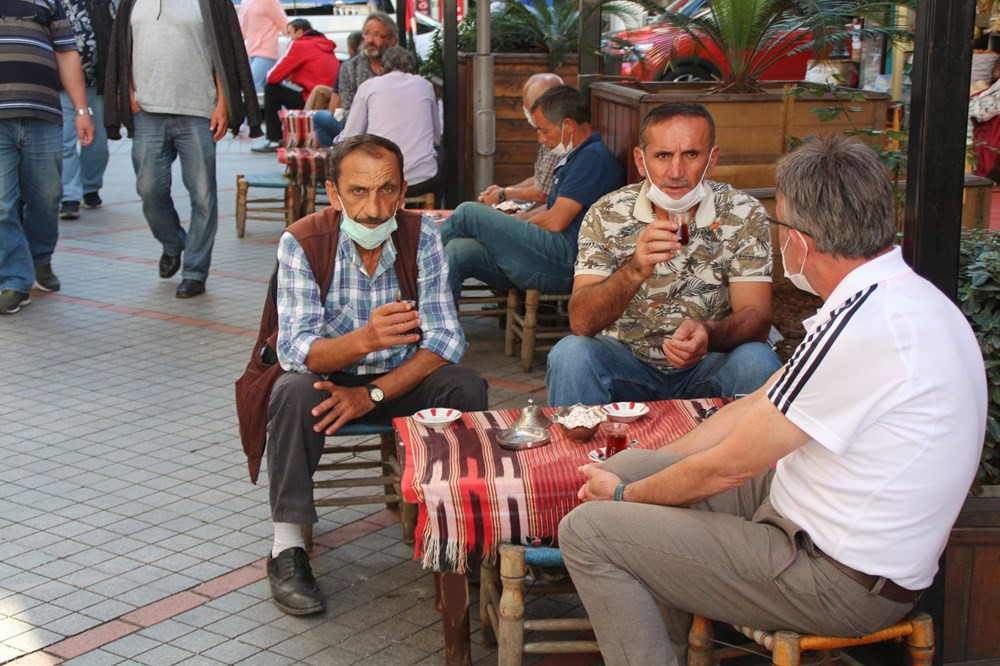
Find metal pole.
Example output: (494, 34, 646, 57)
(395, 0, 407, 49)
(472, 2, 495, 194)
(442, 0, 459, 207)
(903, 0, 975, 301)
(904, 2, 975, 664)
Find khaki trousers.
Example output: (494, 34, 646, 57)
(558, 449, 914, 666)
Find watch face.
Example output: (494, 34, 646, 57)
(369, 386, 384, 402)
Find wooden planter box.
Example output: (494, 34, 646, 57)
(590, 80, 892, 190)
(943, 493, 1000, 664)
(456, 52, 578, 202)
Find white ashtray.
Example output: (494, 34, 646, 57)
(413, 408, 462, 429)
(602, 402, 650, 423)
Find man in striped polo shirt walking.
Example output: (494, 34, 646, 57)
(560, 136, 987, 666)
(0, 0, 95, 314)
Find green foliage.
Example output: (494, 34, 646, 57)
(630, 0, 914, 93)
(958, 230, 1000, 486)
(419, 0, 610, 79)
(786, 79, 908, 225)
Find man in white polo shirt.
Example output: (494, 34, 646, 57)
(559, 135, 987, 666)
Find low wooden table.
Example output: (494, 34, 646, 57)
(394, 398, 726, 664)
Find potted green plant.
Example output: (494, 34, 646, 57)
(942, 229, 1000, 665)
(590, 0, 911, 189)
(421, 0, 585, 201)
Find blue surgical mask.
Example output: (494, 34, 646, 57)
(338, 196, 398, 250)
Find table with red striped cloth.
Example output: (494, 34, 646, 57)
(394, 398, 727, 574)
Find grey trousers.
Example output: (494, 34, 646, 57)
(558, 450, 915, 666)
(267, 366, 488, 524)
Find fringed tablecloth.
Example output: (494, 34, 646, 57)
(394, 398, 727, 574)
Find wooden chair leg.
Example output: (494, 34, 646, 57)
(687, 615, 715, 666)
(480, 555, 500, 646)
(283, 183, 296, 226)
(520, 290, 540, 372)
(505, 288, 520, 358)
(771, 630, 801, 666)
(497, 545, 526, 666)
(236, 175, 248, 238)
(907, 613, 935, 666)
(299, 523, 314, 552)
(304, 185, 316, 215)
(379, 432, 398, 509)
(400, 501, 417, 545)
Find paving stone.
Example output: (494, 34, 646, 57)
(131, 643, 194, 666)
(200, 639, 259, 664)
(63, 648, 127, 665)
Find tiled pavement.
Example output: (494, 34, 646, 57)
(0, 133, 599, 665)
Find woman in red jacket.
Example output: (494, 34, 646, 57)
(253, 18, 339, 152)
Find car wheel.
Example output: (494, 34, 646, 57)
(658, 63, 718, 82)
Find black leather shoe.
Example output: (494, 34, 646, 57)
(267, 547, 324, 615)
(158, 252, 181, 278)
(175, 279, 205, 298)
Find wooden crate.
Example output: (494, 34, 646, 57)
(590, 80, 892, 190)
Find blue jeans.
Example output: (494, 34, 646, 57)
(312, 110, 342, 147)
(249, 56, 276, 92)
(0, 118, 62, 292)
(60, 89, 108, 203)
(439, 201, 576, 303)
(546, 334, 781, 407)
(131, 112, 218, 282)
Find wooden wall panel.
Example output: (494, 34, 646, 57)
(455, 53, 578, 202)
(591, 81, 891, 191)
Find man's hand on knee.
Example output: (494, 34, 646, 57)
(310, 380, 373, 435)
(577, 463, 623, 502)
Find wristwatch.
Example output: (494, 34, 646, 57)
(498, 188, 506, 203)
(75, 107, 93, 116)
(365, 383, 384, 404)
(613, 481, 629, 502)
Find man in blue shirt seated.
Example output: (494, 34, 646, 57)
(439, 85, 625, 302)
(266, 134, 488, 616)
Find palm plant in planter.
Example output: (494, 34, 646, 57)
(632, 0, 914, 93)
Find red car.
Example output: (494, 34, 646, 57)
(604, 24, 817, 82)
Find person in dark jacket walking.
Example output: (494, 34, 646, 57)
(252, 18, 339, 152)
(104, 0, 262, 298)
(59, 0, 115, 220)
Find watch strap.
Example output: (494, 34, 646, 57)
(613, 481, 629, 502)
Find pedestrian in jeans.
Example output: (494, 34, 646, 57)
(104, 0, 262, 298)
(59, 0, 116, 220)
(0, 0, 95, 314)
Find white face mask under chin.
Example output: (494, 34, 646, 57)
(781, 230, 819, 296)
(641, 151, 713, 214)
(549, 121, 573, 157)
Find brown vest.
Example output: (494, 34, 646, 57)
(234, 208, 423, 483)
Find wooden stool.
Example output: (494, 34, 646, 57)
(505, 289, 573, 372)
(235, 173, 298, 237)
(300, 422, 416, 549)
(480, 545, 598, 666)
(456, 280, 508, 320)
(404, 192, 436, 209)
(687, 612, 934, 666)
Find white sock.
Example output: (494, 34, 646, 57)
(272, 522, 307, 558)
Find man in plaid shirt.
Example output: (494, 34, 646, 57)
(265, 135, 487, 616)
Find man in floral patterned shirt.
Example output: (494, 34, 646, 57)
(546, 103, 780, 406)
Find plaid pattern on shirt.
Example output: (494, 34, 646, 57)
(276, 216, 466, 375)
